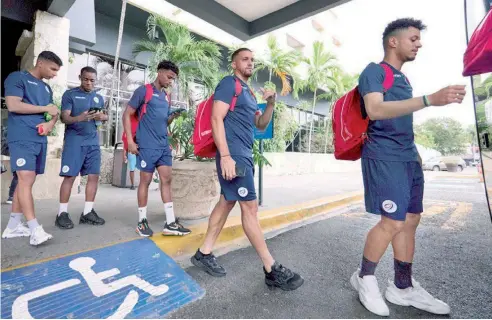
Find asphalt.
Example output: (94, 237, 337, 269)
(169, 173, 492, 319)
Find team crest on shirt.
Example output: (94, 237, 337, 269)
(141, 160, 147, 168)
(382, 200, 397, 213)
(62, 165, 70, 173)
(238, 187, 248, 198)
(45, 85, 50, 93)
(16, 158, 26, 167)
(93, 96, 99, 104)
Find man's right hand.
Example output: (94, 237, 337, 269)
(428, 85, 466, 106)
(75, 111, 92, 122)
(128, 141, 139, 155)
(45, 104, 59, 116)
(220, 155, 236, 181)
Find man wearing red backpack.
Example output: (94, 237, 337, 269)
(350, 18, 466, 316)
(190, 48, 304, 291)
(122, 60, 191, 237)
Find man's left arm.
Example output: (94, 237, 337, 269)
(255, 88, 276, 130)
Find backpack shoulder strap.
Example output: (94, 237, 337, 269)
(139, 84, 154, 120)
(380, 63, 394, 93)
(230, 77, 243, 111)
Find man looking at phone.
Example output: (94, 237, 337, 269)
(2, 51, 61, 246)
(191, 48, 304, 291)
(56, 67, 107, 229)
(123, 60, 191, 237)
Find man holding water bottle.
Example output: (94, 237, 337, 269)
(2, 51, 62, 246)
(56, 66, 108, 230)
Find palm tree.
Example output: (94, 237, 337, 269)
(132, 15, 222, 109)
(255, 35, 303, 96)
(293, 41, 340, 153)
(105, 0, 127, 147)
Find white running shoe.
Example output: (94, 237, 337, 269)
(2, 223, 31, 239)
(350, 269, 390, 316)
(29, 225, 53, 246)
(385, 278, 451, 315)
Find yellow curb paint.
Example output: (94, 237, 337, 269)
(433, 174, 480, 180)
(1, 191, 363, 272)
(150, 192, 363, 258)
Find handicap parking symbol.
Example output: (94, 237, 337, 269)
(1, 239, 205, 319)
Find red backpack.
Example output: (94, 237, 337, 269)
(122, 84, 170, 150)
(332, 63, 397, 161)
(192, 77, 253, 158)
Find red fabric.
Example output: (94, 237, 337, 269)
(463, 8, 492, 76)
(332, 64, 395, 161)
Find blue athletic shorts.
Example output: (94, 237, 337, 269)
(127, 153, 137, 171)
(60, 144, 101, 177)
(216, 155, 257, 202)
(9, 141, 47, 174)
(362, 158, 424, 221)
(137, 148, 172, 173)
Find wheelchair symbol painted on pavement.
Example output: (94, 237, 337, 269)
(11, 257, 169, 319)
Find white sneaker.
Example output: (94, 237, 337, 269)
(385, 278, 451, 315)
(350, 269, 390, 316)
(2, 223, 31, 238)
(29, 225, 53, 246)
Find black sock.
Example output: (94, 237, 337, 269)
(394, 259, 412, 289)
(359, 256, 378, 278)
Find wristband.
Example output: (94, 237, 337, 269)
(423, 95, 430, 107)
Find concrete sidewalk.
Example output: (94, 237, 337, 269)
(1, 171, 364, 270)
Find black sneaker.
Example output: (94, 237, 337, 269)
(264, 262, 304, 291)
(136, 218, 153, 237)
(55, 212, 74, 229)
(5, 197, 13, 204)
(79, 209, 105, 226)
(130, 185, 136, 190)
(191, 249, 226, 277)
(162, 220, 191, 236)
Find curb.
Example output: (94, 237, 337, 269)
(149, 191, 363, 258)
(431, 174, 480, 180)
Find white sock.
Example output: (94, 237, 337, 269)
(59, 203, 68, 216)
(138, 207, 147, 222)
(7, 213, 22, 229)
(164, 202, 175, 224)
(27, 218, 40, 233)
(83, 202, 94, 215)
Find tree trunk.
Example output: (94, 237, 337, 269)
(269, 70, 272, 83)
(105, 0, 127, 147)
(308, 89, 317, 153)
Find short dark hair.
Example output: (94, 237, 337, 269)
(80, 66, 97, 76)
(231, 48, 252, 61)
(37, 51, 63, 67)
(157, 60, 179, 76)
(383, 18, 427, 47)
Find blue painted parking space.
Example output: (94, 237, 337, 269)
(1, 238, 205, 319)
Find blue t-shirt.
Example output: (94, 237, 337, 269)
(358, 62, 418, 162)
(61, 87, 104, 146)
(214, 76, 260, 161)
(4, 71, 53, 144)
(128, 84, 170, 149)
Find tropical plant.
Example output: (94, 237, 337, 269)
(255, 35, 302, 96)
(293, 41, 341, 153)
(132, 15, 222, 108)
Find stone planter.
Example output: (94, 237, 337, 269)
(172, 160, 220, 220)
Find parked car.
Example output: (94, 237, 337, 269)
(422, 156, 467, 172)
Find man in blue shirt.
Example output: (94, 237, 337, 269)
(351, 18, 466, 316)
(190, 48, 304, 291)
(123, 60, 190, 237)
(2, 51, 62, 246)
(56, 67, 107, 229)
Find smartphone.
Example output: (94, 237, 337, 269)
(169, 108, 186, 116)
(88, 107, 101, 113)
(235, 164, 247, 177)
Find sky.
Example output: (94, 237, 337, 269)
(329, 0, 479, 126)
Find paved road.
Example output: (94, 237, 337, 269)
(170, 175, 492, 319)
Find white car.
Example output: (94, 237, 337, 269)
(423, 156, 466, 172)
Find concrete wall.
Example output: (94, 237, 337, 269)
(259, 152, 361, 176)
